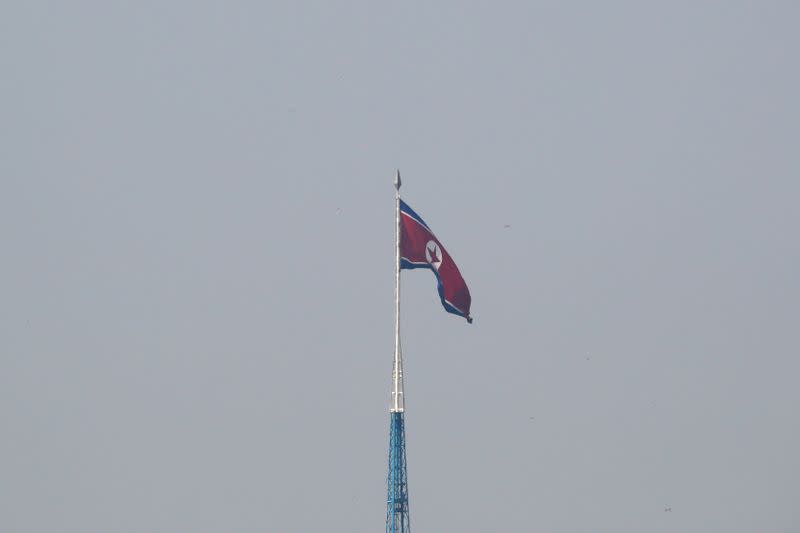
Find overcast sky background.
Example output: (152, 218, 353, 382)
(2, 2, 799, 532)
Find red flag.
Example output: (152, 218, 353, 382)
(399, 199, 472, 323)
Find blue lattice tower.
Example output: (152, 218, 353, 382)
(386, 170, 411, 532)
(386, 411, 410, 532)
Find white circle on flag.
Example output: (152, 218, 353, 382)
(425, 240, 442, 270)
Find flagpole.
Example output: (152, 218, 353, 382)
(386, 169, 410, 533)
(392, 169, 404, 413)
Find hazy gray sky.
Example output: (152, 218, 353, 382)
(2, 2, 798, 532)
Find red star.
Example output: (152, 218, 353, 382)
(427, 243, 440, 264)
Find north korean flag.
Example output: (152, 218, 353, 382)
(400, 199, 472, 323)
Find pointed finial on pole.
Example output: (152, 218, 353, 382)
(394, 169, 402, 190)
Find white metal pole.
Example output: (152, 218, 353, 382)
(392, 169, 404, 413)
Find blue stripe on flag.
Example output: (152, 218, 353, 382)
(399, 199, 431, 231)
